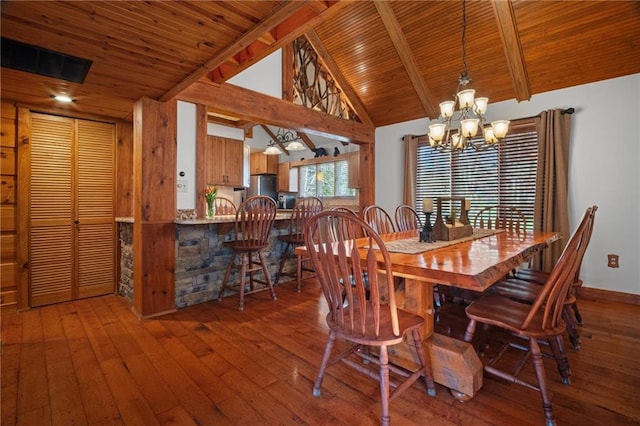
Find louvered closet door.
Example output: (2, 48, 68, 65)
(77, 120, 115, 298)
(29, 113, 115, 307)
(30, 114, 74, 306)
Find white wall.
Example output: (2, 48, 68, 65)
(375, 74, 640, 295)
(176, 101, 196, 209)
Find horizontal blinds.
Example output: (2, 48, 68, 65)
(416, 120, 538, 230)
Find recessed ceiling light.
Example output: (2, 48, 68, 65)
(53, 95, 74, 103)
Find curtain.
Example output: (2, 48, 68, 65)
(403, 135, 418, 206)
(535, 109, 572, 272)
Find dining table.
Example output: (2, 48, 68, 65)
(296, 226, 562, 400)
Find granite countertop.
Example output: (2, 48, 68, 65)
(115, 211, 294, 225)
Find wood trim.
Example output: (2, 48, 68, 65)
(281, 43, 294, 102)
(373, 1, 439, 119)
(178, 81, 374, 145)
(578, 286, 640, 306)
(491, 0, 531, 101)
(196, 104, 207, 219)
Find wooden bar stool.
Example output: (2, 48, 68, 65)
(275, 197, 323, 292)
(217, 195, 277, 311)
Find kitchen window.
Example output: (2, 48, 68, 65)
(299, 159, 356, 198)
(416, 119, 538, 230)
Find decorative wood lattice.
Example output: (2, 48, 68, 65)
(293, 37, 360, 122)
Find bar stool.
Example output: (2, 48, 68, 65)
(275, 197, 323, 292)
(217, 195, 278, 311)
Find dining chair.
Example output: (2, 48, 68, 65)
(473, 205, 527, 233)
(217, 195, 278, 311)
(394, 204, 422, 231)
(463, 206, 594, 426)
(496, 205, 598, 350)
(275, 197, 323, 292)
(304, 210, 436, 426)
(362, 205, 396, 234)
(213, 196, 237, 215)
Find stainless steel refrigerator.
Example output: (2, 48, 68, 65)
(247, 174, 277, 202)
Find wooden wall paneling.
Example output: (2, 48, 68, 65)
(132, 97, 177, 317)
(16, 107, 30, 310)
(1, 102, 17, 312)
(115, 122, 134, 218)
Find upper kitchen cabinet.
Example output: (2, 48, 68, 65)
(205, 136, 244, 186)
(277, 162, 298, 192)
(250, 152, 278, 175)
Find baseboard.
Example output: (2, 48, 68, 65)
(578, 286, 640, 306)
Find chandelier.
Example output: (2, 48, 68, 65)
(264, 128, 306, 155)
(428, 0, 509, 152)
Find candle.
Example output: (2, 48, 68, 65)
(423, 198, 433, 213)
(465, 199, 471, 211)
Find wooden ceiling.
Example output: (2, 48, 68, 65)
(2, 0, 639, 128)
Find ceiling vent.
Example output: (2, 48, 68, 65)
(1, 37, 92, 83)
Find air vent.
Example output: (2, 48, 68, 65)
(1, 37, 92, 83)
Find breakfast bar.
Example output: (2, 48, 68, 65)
(116, 211, 295, 309)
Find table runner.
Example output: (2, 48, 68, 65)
(378, 228, 504, 254)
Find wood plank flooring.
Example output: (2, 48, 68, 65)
(2, 279, 639, 425)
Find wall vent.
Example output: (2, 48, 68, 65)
(1, 37, 92, 83)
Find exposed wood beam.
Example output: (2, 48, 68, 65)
(261, 125, 290, 156)
(491, 0, 531, 101)
(304, 30, 375, 128)
(160, 1, 308, 101)
(297, 133, 316, 150)
(178, 81, 374, 144)
(282, 43, 294, 102)
(373, 1, 439, 119)
(206, 0, 352, 84)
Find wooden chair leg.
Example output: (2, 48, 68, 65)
(257, 250, 277, 301)
(562, 306, 581, 350)
(313, 332, 336, 397)
(378, 345, 391, 426)
(411, 329, 436, 396)
(275, 242, 292, 285)
(218, 251, 237, 301)
(238, 253, 248, 311)
(548, 335, 571, 384)
(296, 254, 303, 293)
(572, 301, 584, 325)
(530, 338, 556, 426)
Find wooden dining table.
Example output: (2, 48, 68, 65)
(296, 227, 561, 399)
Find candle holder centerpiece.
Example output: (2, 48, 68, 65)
(433, 197, 473, 241)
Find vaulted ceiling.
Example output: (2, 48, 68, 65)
(2, 0, 639, 129)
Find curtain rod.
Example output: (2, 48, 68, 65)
(520, 107, 575, 121)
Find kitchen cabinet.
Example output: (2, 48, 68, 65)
(278, 162, 298, 192)
(250, 152, 278, 175)
(205, 135, 244, 186)
(347, 152, 360, 189)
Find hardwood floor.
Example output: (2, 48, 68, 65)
(2, 279, 639, 425)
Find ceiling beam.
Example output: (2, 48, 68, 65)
(304, 30, 375, 128)
(373, 1, 439, 119)
(261, 124, 290, 156)
(178, 80, 374, 144)
(298, 133, 316, 150)
(160, 1, 308, 102)
(491, 0, 531, 101)
(205, 0, 352, 84)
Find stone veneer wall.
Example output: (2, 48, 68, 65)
(118, 222, 134, 303)
(175, 221, 293, 309)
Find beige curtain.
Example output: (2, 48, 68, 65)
(403, 135, 418, 206)
(535, 109, 572, 272)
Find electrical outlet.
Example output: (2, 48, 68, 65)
(177, 180, 188, 193)
(607, 254, 619, 268)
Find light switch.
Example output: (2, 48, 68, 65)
(177, 180, 188, 192)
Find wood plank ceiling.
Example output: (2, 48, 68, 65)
(2, 0, 639, 128)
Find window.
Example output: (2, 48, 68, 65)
(416, 120, 538, 230)
(299, 159, 356, 198)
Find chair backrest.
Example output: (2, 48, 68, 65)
(362, 205, 396, 234)
(331, 206, 359, 217)
(233, 195, 277, 248)
(304, 211, 402, 338)
(395, 204, 422, 231)
(214, 196, 237, 216)
(287, 197, 323, 237)
(522, 206, 596, 331)
(473, 205, 527, 233)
